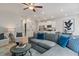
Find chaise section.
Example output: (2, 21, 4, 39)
(41, 44, 78, 56)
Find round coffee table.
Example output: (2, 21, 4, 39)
(10, 43, 32, 56)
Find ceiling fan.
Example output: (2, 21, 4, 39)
(22, 3, 43, 12)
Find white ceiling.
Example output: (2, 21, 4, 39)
(0, 3, 79, 22)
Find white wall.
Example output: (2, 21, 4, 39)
(37, 15, 79, 35)
(15, 19, 38, 37)
(0, 15, 38, 37)
(55, 15, 79, 35)
(26, 20, 38, 37)
(72, 15, 79, 35)
(37, 19, 64, 32)
(0, 12, 79, 36)
(55, 18, 64, 32)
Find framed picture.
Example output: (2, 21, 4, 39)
(64, 17, 74, 33)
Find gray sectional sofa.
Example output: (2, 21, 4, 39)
(30, 32, 79, 56)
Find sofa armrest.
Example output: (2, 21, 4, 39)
(28, 37, 35, 40)
(0, 39, 9, 47)
(28, 37, 35, 43)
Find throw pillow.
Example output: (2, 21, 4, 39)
(36, 33, 45, 40)
(58, 34, 70, 48)
(0, 33, 5, 39)
(67, 36, 79, 53)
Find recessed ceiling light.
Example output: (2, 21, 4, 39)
(65, 13, 68, 17)
(75, 12, 79, 14)
(43, 18, 47, 20)
(41, 12, 45, 15)
(23, 19, 26, 24)
(68, 17, 72, 19)
(51, 16, 54, 18)
(27, 18, 31, 22)
(60, 8, 64, 12)
(34, 15, 36, 17)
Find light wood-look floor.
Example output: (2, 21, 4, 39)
(0, 43, 41, 56)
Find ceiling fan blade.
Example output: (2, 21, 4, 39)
(33, 9, 36, 12)
(34, 6, 43, 8)
(22, 3, 28, 5)
(24, 7, 28, 10)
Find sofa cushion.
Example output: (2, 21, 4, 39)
(41, 44, 78, 56)
(36, 33, 45, 40)
(30, 39, 42, 43)
(67, 36, 79, 53)
(40, 40, 56, 48)
(58, 34, 70, 48)
(30, 39, 56, 49)
(45, 33, 56, 42)
(0, 39, 9, 47)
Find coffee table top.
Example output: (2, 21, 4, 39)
(10, 43, 31, 53)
